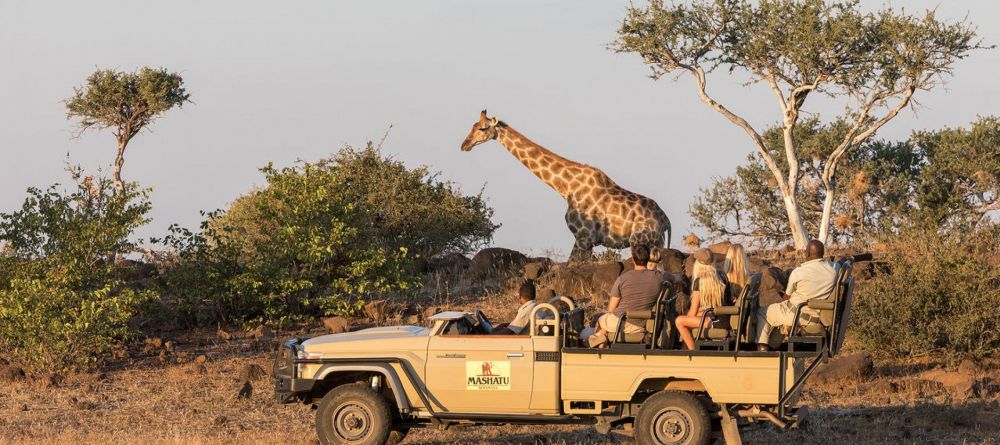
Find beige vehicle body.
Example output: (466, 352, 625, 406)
(275, 263, 856, 445)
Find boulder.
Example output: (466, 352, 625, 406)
(812, 352, 873, 384)
(250, 325, 273, 343)
(707, 241, 732, 256)
(918, 368, 980, 400)
(0, 365, 26, 383)
(216, 329, 232, 341)
(322, 316, 350, 334)
(471, 247, 529, 276)
(428, 253, 473, 272)
(195, 354, 208, 364)
(658, 248, 686, 274)
(523, 261, 549, 281)
(403, 314, 421, 325)
(537, 261, 623, 299)
(241, 363, 268, 381)
(758, 267, 789, 307)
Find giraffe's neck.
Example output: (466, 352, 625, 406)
(495, 125, 582, 198)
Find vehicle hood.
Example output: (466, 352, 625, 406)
(301, 325, 429, 354)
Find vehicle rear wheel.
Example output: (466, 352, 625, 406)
(316, 384, 392, 445)
(635, 391, 711, 445)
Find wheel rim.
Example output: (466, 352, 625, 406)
(651, 407, 692, 445)
(331, 402, 373, 442)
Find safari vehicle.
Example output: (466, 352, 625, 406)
(274, 262, 856, 445)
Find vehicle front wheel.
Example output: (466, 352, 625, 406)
(316, 384, 392, 445)
(635, 391, 711, 445)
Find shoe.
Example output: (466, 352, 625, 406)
(757, 344, 771, 352)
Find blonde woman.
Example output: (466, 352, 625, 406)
(723, 243, 750, 302)
(676, 249, 730, 350)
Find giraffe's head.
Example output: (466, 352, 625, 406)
(461, 110, 501, 151)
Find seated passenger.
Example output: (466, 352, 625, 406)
(755, 240, 836, 351)
(675, 249, 730, 350)
(492, 281, 537, 335)
(723, 243, 750, 305)
(587, 245, 668, 347)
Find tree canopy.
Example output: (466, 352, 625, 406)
(66, 67, 190, 192)
(615, 0, 986, 249)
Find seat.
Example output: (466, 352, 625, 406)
(787, 262, 854, 353)
(693, 273, 762, 351)
(609, 282, 676, 351)
(561, 306, 585, 347)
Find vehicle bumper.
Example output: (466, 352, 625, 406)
(273, 337, 315, 403)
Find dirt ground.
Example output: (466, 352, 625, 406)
(2, 327, 998, 445)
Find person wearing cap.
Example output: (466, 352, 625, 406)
(585, 245, 679, 347)
(675, 248, 731, 350)
(755, 240, 837, 351)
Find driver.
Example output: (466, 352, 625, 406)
(491, 280, 537, 335)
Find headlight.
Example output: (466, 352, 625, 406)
(297, 349, 322, 360)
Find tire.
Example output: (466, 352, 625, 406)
(635, 391, 711, 445)
(316, 384, 392, 445)
(386, 428, 409, 445)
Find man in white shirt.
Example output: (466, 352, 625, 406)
(756, 240, 837, 351)
(492, 281, 537, 335)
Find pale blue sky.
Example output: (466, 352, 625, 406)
(1, 1, 998, 257)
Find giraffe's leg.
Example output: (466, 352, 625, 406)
(569, 236, 594, 264)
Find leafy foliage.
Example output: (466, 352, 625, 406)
(65, 67, 190, 191)
(852, 226, 1000, 361)
(0, 172, 154, 372)
(159, 144, 498, 326)
(691, 117, 999, 246)
(615, 0, 986, 247)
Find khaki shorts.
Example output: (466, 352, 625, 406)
(598, 312, 645, 335)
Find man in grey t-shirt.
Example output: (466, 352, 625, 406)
(588, 245, 678, 346)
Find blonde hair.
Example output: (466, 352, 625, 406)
(723, 243, 750, 295)
(691, 261, 726, 309)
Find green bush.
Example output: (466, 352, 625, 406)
(852, 227, 1000, 360)
(0, 171, 154, 372)
(160, 143, 498, 326)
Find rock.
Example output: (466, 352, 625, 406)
(707, 241, 732, 256)
(471, 247, 529, 276)
(0, 365, 26, 383)
(813, 353, 873, 384)
(918, 368, 981, 400)
(241, 363, 268, 381)
(217, 329, 232, 341)
(144, 337, 163, 349)
(404, 314, 421, 325)
(364, 300, 391, 322)
(758, 267, 789, 307)
(237, 380, 253, 399)
(163, 340, 175, 353)
(657, 248, 686, 274)
(537, 287, 557, 303)
(958, 359, 981, 376)
(523, 261, 549, 280)
(195, 354, 208, 364)
(428, 253, 473, 272)
(322, 316, 350, 334)
(537, 261, 623, 299)
(250, 325, 274, 343)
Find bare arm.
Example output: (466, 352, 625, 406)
(607, 296, 621, 314)
(687, 292, 701, 317)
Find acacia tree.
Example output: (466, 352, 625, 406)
(66, 67, 190, 193)
(615, 0, 984, 248)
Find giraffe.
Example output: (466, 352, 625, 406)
(461, 110, 671, 262)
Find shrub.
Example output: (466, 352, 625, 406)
(0, 171, 154, 372)
(160, 143, 498, 326)
(852, 226, 1000, 361)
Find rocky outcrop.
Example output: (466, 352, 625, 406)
(471, 248, 529, 277)
(813, 352, 874, 384)
(536, 261, 624, 301)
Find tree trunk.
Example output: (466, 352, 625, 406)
(818, 178, 835, 245)
(780, 187, 809, 250)
(113, 139, 126, 194)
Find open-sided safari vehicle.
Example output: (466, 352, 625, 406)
(274, 261, 856, 445)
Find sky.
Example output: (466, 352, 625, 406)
(1, 1, 998, 258)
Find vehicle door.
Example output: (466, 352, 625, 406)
(425, 330, 534, 413)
